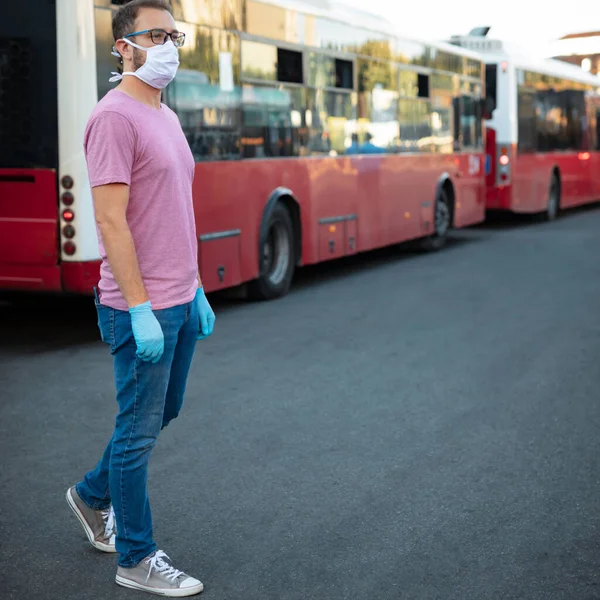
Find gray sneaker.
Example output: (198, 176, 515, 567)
(116, 550, 204, 597)
(66, 485, 117, 553)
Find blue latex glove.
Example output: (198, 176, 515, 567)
(129, 301, 164, 363)
(195, 287, 215, 340)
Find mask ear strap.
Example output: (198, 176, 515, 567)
(110, 38, 143, 83)
(121, 38, 146, 51)
(109, 71, 138, 83)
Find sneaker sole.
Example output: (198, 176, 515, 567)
(116, 574, 204, 597)
(66, 488, 117, 553)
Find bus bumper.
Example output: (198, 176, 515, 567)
(0, 261, 99, 295)
(486, 185, 512, 210)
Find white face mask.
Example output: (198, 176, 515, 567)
(109, 38, 179, 89)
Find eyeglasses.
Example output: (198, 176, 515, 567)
(124, 28, 186, 47)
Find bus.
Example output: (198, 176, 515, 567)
(1, 0, 488, 300)
(450, 27, 600, 221)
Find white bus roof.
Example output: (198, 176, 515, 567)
(450, 34, 600, 86)
(254, 0, 484, 62)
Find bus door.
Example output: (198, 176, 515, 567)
(452, 95, 485, 224)
(594, 102, 600, 199)
(485, 126, 497, 204)
(570, 90, 591, 203)
(0, 2, 59, 271)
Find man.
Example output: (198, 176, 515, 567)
(65, 1, 213, 596)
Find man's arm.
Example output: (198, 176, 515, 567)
(93, 182, 148, 308)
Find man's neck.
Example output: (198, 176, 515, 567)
(117, 77, 162, 110)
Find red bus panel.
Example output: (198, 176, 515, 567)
(491, 151, 599, 213)
(192, 153, 484, 289)
(0, 168, 58, 267)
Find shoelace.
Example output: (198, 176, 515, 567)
(101, 505, 116, 539)
(145, 550, 184, 583)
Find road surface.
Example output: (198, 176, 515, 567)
(1, 208, 600, 600)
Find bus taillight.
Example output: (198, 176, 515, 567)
(63, 242, 76, 256)
(62, 191, 74, 206)
(497, 145, 512, 185)
(62, 209, 74, 222)
(63, 225, 75, 239)
(61, 175, 74, 189)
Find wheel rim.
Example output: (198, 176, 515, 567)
(435, 198, 450, 236)
(262, 220, 290, 286)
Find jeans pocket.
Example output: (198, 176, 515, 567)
(93, 287, 114, 348)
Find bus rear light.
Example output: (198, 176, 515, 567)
(61, 175, 74, 189)
(62, 209, 75, 222)
(62, 191, 74, 205)
(501, 173, 508, 181)
(499, 155, 510, 166)
(62, 225, 75, 239)
(63, 242, 76, 256)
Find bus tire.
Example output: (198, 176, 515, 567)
(248, 203, 296, 300)
(544, 171, 560, 221)
(419, 187, 452, 251)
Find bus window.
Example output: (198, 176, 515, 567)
(517, 87, 536, 153)
(485, 64, 497, 111)
(399, 98, 432, 153)
(418, 74, 429, 99)
(399, 70, 419, 97)
(277, 48, 303, 84)
(308, 54, 353, 90)
(395, 39, 428, 67)
(460, 95, 481, 149)
(242, 40, 277, 81)
(308, 53, 335, 88)
(335, 59, 353, 90)
(307, 89, 355, 156)
(357, 59, 398, 152)
(165, 26, 242, 162)
(241, 85, 308, 158)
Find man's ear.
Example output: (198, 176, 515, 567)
(114, 39, 131, 64)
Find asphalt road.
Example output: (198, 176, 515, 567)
(2, 208, 600, 600)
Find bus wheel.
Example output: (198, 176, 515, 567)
(544, 173, 560, 221)
(248, 203, 295, 300)
(419, 188, 451, 251)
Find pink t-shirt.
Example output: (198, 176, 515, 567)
(84, 89, 198, 310)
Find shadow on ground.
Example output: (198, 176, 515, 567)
(475, 201, 600, 231)
(0, 229, 482, 355)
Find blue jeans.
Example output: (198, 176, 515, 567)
(76, 290, 198, 568)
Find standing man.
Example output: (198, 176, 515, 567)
(65, 1, 213, 596)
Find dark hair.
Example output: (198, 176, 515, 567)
(112, 0, 173, 42)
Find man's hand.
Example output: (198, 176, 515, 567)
(195, 287, 215, 340)
(129, 301, 164, 362)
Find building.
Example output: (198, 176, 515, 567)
(550, 31, 600, 75)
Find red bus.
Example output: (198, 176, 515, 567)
(1, 0, 488, 300)
(451, 28, 600, 221)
